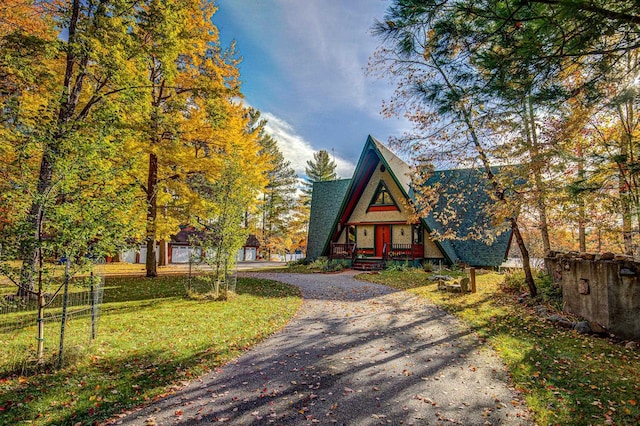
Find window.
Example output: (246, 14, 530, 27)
(348, 226, 356, 243)
(368, 181, 399, 212)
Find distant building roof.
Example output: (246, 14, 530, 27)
(245, 234, 260, 248)
(171, 227, 209, 245)
(171, 228, 259, 249)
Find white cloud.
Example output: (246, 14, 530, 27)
(262, 112, 355, 179)
(219, 0, 390, 118)
(275, 1, 387, 112)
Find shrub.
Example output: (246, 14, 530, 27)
(387, 262, 410, 272)
(501, 269, 562, 309)
(422, 261, 436, 273)
(308, 256, 328, 271)
(324, 259, 348, 272)
(502, 270, 527, 293)
(288, 257, 308, 266)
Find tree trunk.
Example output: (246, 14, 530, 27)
(146, 152, 158, 277)
(430, 55, 538, 296)
(158, 239, 167, 266)
(621, 190, 634, 256)
(510, 218, 537, 297)
(19, 0, 83, 295)
(578, 217, 587, 252)
(577, 142, 587, 252)
(524, 97, 551, 254)
(459, 101, 538, 296)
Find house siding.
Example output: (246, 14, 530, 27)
(424, 234, 445, 258)
(357, 225, 375, 248)
(392, 225, 412, 245)
(348, 160, 407, 223)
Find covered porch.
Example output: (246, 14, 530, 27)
(328, 223, 426, 269)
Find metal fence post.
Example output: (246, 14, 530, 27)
(58, 258, 70, 368)
(90, 271, 96, 341)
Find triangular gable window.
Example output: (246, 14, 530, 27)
(367, 180, 400, 212)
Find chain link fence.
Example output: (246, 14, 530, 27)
(0, 262, 105, 374)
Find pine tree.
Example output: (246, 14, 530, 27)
(259, 133, 298, 259)
(302, 150, 338, 202)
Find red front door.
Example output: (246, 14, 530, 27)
(375, 225, 391, 257)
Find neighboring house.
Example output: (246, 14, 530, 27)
(237, 234, 260, 261)
(168, 226, 209, 264)
(121, 228, 261, 264)
(307, 135, 512, 269)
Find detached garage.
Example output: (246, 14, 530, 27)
(237, 234, 260, 261)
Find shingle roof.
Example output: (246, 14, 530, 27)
(419, 168, 512, 267)
(307, 179, 352, 260)
(244, 234, 260, 248)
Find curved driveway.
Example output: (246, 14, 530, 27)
(113, 271, 530, 425)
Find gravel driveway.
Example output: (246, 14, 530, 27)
(111, 271, 530, 425)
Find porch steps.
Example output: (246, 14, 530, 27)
(352, 259, 385, 271)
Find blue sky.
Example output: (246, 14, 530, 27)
(213, 0, 410, 179)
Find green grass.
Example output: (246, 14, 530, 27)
(357, 268, 640, 425)
(0, 275, 302, 425)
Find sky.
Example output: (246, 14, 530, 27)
(212, 0, 411, 180)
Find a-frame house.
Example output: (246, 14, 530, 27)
(307, 136, 512, 270)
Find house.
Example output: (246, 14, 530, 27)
(237, 234, 260, 261)
(306, 135, 512, 269)
(168, 226, 209, 263)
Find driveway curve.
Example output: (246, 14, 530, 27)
(111, 271, 530, 425)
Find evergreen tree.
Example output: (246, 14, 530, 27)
(246, 109, 299, 259)
(302, 150, 338, 202)
(260, 134, 299, 259)
(371, 0, 539, 296)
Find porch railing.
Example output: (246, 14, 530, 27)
(330, 242, 424, 261)
(387, 243, 424, 260)
(329, 242, 356, 260)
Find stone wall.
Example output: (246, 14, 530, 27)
(545, 253, 640, 340)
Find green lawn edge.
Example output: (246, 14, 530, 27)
(356, 268, 640, 425)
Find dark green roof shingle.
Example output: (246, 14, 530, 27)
(307, 179, 352, 260)
(419, 168, 511, 267)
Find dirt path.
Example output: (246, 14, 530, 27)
(109, 271, 530, 425)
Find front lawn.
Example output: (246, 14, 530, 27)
(357, 268, 640, 425)
(0, 275, 302, 425)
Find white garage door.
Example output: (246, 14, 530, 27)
(244, 247, 256, 261)
(171, 246, 191, 263)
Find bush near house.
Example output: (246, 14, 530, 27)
(357, 268, 640, 425)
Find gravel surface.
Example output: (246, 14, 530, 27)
(109, 271, 530, 425)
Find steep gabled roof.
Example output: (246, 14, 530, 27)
(307, 179, 352, 261)
(320, 135, 454, 263)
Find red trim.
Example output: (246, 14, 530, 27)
(367, 205, 399, 212)
(345, 221, 408, 226)
(331, 150, 379, 243)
